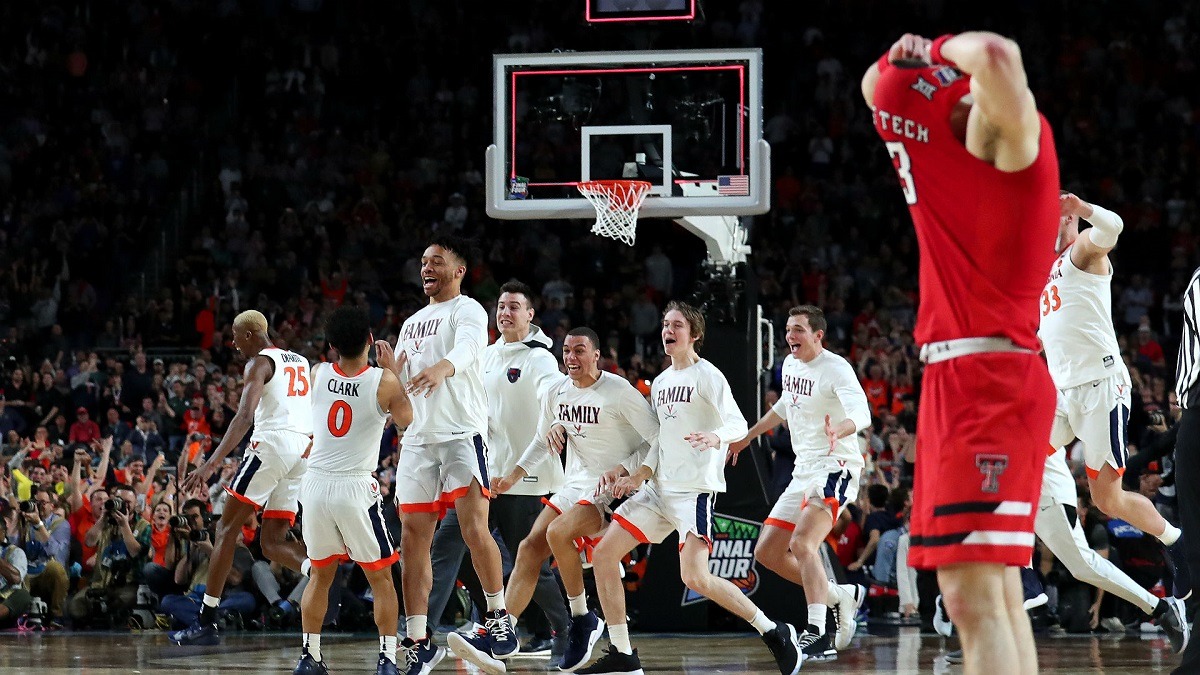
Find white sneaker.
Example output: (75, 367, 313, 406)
(933, 594, 954, 638)
(1023, 592, 1048, 611)
(833, 584, 865, 650)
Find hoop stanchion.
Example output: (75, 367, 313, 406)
(577, 180, 652, 246)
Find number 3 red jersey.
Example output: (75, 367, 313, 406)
(870, 61, 1060, 350)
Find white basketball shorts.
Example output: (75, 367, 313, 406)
(226, 429, 310, 523)
(300, 471, 397, 570)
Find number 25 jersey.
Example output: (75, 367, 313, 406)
(254, 347, 314, 436)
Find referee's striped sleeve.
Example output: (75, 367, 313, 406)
(1176, 266, 1200, 408)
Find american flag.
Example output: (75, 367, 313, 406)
(717, 174, 749, 196)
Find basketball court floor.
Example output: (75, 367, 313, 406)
(0, 626, 1179, 673)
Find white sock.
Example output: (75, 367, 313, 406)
(202, 593, 220, 608)
(608, 622, 633, 654)
(300, 558, 312, 577)
(303, 633, 322, 662)
(1160, 522, 1182, 546)
(568, 593, 588, 617)
(808, 604, 827, 635)
(485, 589, 506, 613)
(749, 610, 776, 635)
(508, 613, 518, 630)
(381, 635, 397, 663)
(407, 615, 427, 641)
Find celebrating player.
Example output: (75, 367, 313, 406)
(729, 305, 870, 661)
(489, 327, 659, 673)
(293, 306, 413, 675)
(375, 237, 518, 674)
(173, 310, 313, 646)
(582, 302, 803, 675)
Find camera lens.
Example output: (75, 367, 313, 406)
(168, 515, 188, 529)
(19, 500, 37, 513)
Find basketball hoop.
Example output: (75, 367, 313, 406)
(577, 180, 652, 246)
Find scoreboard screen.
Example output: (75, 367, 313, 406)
(585, 0, 697, 24)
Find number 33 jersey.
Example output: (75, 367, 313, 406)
(254, 347, 315, 436)
(1037, 248, 1125, 389)
(309, 363, 387, 474)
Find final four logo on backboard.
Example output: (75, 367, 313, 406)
(508, 176, 530, 200)
(681, 513, 762, 606)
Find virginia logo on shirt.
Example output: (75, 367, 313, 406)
(507, 368, 522, 383)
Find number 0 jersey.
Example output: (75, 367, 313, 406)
(870, 60, 1060, 350)
(1038, 247, 1126, 389)
(254, 347, 314, 437)
(309, 362, 387, 475)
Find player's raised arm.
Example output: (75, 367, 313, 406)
(934, 32, 1038, 142)
(861, 33, 930, 106)
(1061, 192, 1124, 271)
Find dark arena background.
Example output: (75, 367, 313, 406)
(0, 0, 1196, 673)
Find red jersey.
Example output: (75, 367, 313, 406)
(870, 61, 1059, 350)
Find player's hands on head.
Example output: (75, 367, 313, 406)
(888, 33, 932, 67)
(546, 424, 568, 454)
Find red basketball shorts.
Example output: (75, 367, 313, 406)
(908, 352, 1056, 569)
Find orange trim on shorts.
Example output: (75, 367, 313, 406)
(224, 485, 262, 508)
(311, 553, 351, 568)
(1047, 444, 1057, 457)
(540, 496, 563, 515)
(1085, 465, 1125, 480)
(262, 510, 297, 525)
(612, 513, 651, 544)
(764, 517, 796, 532)
(358, 551, 399, 571)
(399, 502, 441, 514)
(798, 496, 841, 524)
(677, 534, 714, 554)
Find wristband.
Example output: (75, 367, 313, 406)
(929, 34, 957, 66)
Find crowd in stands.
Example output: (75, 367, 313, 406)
(0, 0, 1197, 635)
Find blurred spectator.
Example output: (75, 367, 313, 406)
(69, 407, 101, 445)
(0, 506, 32, 627)
(69, 484, 149, 626)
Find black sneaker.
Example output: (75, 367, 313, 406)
(798, 629, 837, 662)
(293, 652, 329, 675)
(518, 636, 554, 658)
(170, 620, 220, 646)
(1159, 596, 1191, 654)
(575, 646, 644, 675)
(558, 611, 605, 672)
(376, 651, 399, 675)
(760, 622, 802, 675)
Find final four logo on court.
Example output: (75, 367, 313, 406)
(681, 513, 762, 606)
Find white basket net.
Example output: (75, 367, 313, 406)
(577, 180, 652, 246)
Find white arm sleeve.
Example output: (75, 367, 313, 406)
(1083, 202, 1124, 249)
(515, 392, 555, 476)
(833, 360, 873, 432)
(702, 365, 750, 444)
(618, 385, 661, 475)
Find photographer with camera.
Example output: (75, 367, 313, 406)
(159, 498, 257, 631)
(68, 483, 150, 626)
(0, 505, 32, 627)
(143, 499, 199, 598)
(2, 484, 69, 626)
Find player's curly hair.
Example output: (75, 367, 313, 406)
(325, 305, 371, 358)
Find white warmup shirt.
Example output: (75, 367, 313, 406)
(773, 350, 871, 468)
(642, 358, 748, 493)
(481, 325, 565, 495)
(253, 347, 314, 437)
(516, 371, 659, 488)
(308, 362, 387, 475)
(1038, 246, 1127, 389)
(396, 294, 489, 443)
